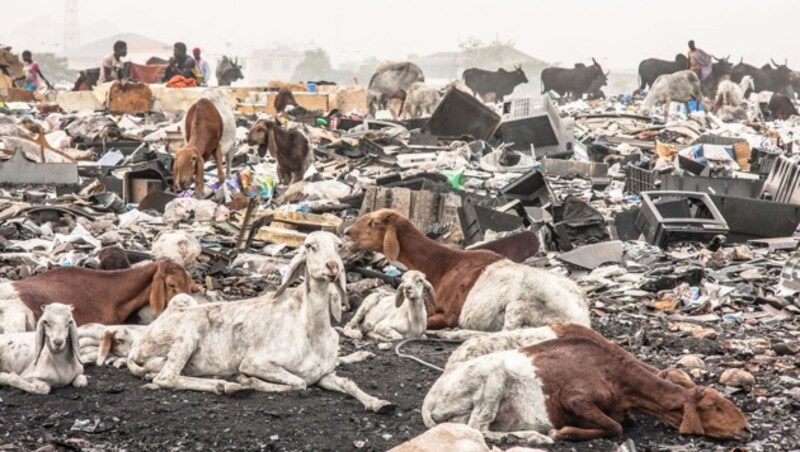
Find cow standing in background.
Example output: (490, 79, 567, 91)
(701, 56, 733, 98)
(540, 58, 608, 100)
(637, 54, 689, 92)
(367, 62, 424, 116)
(462, 66, 528, 102)
(216, 56, 244, 86)
(730, 59, 794, 96)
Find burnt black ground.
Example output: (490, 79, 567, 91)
(0, 313, 792, 451)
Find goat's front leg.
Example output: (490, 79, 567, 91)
(337, 351, 374, 366)
(427, 329, 488, 341)
(213, 144, 225, 183)
(149, 333, 239, 395)
(550, 396, 623, 441)
(238, 358, 307, 391)
(484, 430, 554, 445)
(342, 295, 382, 339)
(0, 372, 50, 395)
(367, 327, 404, 342)
(317, 372, 394, 414)
(466, 370, 506, 432)
(194, 158, 206, 198)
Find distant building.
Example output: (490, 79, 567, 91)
(246, 47, 305, 85)
(65, 32, 171, 70)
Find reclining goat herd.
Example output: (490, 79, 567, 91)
(1, 201, 756, 449)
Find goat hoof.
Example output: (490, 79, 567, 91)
(143, 383, 160, 391)
(72, 375, 88, 388)
(373, 400, 396, 414)
(30, 381, 50, 395)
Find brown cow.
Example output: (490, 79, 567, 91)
(173, 98, 225, 195)
(246, 119, 313, 185)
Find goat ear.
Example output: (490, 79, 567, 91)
(422, 280, 437, 308)
(383, 221, 400, 262)
(149, 264, 168, 318)
(69, 320, 80, 361)
(394, 283, 406, 308)
(97, 330, 114, 366)
(276, 247, 306, 297)
(679, 389, 706, 436)
(34, 315, 45, 365)
(330, 261, 347, 323)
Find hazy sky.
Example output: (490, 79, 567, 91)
(3, 0, 798, 69)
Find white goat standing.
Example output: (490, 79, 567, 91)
(0, 303, 87, 394)
(126, 232, 393, 413)
(714, 76, 754, 112)
(343, 270, 434, 341)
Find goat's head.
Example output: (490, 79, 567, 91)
(276, 232, 347, 322)
(344, 209, 403, 261)
(679, 386, 751, 441)
(35, 303, 79, 360)
(97, 328, 135, 366)
(150, 260, 201, 318)
(172, 144, 205, 190)
(395, 270, 435, 309)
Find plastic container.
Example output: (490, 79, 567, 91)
(306, 82, 317, 93)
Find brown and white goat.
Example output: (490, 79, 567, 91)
(173, 93, 235, 195)
(246, 119, 313, 185)
(345, 209, 589, 331)
(422, 337, 752, 444)
(0, 260, 200, 333)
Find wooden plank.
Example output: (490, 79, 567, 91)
(269, 211, 342, 229)
(391, 188, 412, 219)
(254, 227, 306, 248)
(359, 187, 377, 216)
(374, 187, 389, 211)
(411, 189, 436, 230)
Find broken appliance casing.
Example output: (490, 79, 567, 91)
(427, 88, 501, 140)
(635, 191, 729, 248)
(499, 95, 575, 159)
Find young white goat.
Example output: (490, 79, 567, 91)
(0, 303, 86, 394)
(714, 76, 754, 113)
(343, 270, 434, 341)
(126, 232, 393, 413)
(79, 295, 195, 367)
(79, 323, 146, 367)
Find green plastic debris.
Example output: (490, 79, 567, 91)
(441, 168, 465, 189)
(315, 117, 328, 127)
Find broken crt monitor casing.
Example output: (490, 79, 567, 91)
(635, 191, 729, 248)
(499, 94, 575, 159)
(427, 88, 501, 140)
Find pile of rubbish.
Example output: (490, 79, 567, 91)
(1, 85, 799, 451)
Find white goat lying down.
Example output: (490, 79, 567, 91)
(343, 270, 434, 341)
(0, 303, 87, 394)
(78, 295, 196, 367)
(78, 323, 146, 367)
(127, 232, 394, 413)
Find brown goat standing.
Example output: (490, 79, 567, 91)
(0, 260, 200, 333)
(246, 119, 313, 185)
(173, 98, 225, 195)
